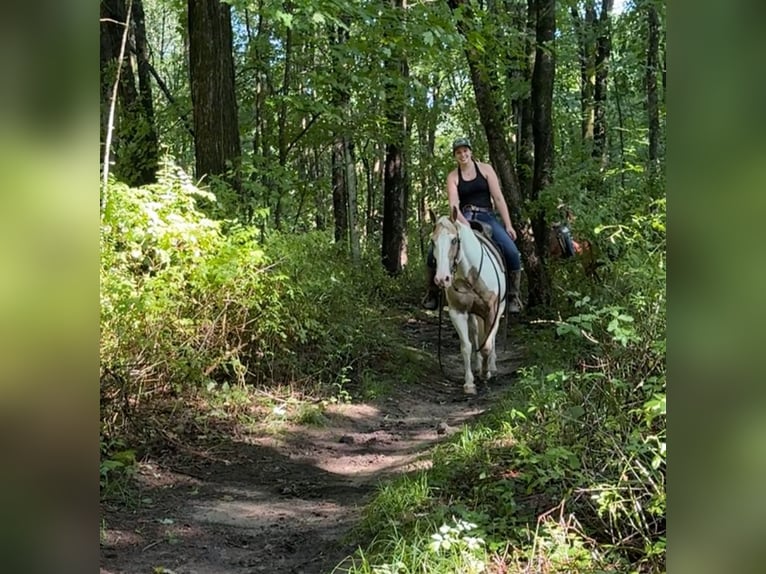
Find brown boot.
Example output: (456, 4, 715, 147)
(421, 266, 440, 310)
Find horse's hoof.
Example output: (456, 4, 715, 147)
(463, 384, 477, 395)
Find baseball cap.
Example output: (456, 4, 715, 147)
(452, 137, 472, 152)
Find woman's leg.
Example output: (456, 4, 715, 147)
(477, 213, 521, 271)
(477, 212, 523, 312)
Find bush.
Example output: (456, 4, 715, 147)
(100, 160, 402, 440)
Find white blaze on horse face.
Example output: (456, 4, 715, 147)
(432, 220, 457, 288)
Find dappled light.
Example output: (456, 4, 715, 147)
(101, 0, 665, 572)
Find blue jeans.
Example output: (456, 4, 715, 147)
(427, 209, 521, 272)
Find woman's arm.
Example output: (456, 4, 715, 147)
(483, 163, 517, 240)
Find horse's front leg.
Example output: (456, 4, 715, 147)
(449, 310, 476, 394)
(472, 316, 489, 380)
(468, 315, 482, 375)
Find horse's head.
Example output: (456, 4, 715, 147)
(431, 207, 463, 288)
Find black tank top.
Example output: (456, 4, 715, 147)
(458, 160, 492, 209)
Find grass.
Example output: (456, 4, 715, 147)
(335, 315, 664, 574)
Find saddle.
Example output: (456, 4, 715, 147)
(468, 219, 493, 239)
(552, 223, 576, 258)
(468, 220, 504, 268)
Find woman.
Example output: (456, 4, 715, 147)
(423, 137, 523, 313)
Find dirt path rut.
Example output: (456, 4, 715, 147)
(100, 312, 522, 574)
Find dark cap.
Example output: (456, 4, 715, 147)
(452, 137, 472, 152)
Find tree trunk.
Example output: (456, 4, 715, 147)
(313, 146, 326, 231)
(362, 155, 374, 238)
(529, 0, 556, 308)
(346, 139, 360, 262)
(571, 0, 596, 148)
(274, 2, 295, 231)
(516, 0, 536, 200)
(330, 22, 351, 244)
(613, 74, 626, 189)
(593, 0, 614, 169)
(382, 142, 408, 274)
(131, 0, 159, 182)
(381, 0, 409, 275)
(187, 0, 241, 192)
(646, 1, 661, 188)
(332, 138, 349, 243)
(100, 0, 159, 187)
(363, 145, 384, 240)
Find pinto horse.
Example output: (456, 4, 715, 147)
(431, 206, 506, 394)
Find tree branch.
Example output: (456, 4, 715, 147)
(102, 0, 134, 214)
(139, 55, 195, 138)
(285, 113, 321, 155)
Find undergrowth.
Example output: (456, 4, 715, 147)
(99, 161, 420, 483)
(100, 161, 665, 573)
(339, 198, 666, 573)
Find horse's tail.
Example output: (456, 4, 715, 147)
(480, 294, 505, 354)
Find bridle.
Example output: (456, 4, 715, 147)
(448, 233, 462, 278)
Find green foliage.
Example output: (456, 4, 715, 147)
(343, 192, 665, 573)
(100, 438, 137, 500)
(100, 160, 407, 441)
(346, 513, 489, 574)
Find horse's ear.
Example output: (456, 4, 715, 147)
(428, 208, 436, 225)
(450, 205, 458, 223)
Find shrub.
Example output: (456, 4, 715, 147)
(100, 160, 401, 441)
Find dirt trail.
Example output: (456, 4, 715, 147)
(100, 311, 523, 574)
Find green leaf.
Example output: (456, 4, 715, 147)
(568, 405, 585, 419)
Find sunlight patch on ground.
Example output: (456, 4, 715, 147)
(192, 497, 350, 529)
(325, 403, 382, 420)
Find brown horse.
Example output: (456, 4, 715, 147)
(548, 208, 602, 281)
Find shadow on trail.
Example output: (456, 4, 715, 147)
(101, 433, 371, 574)
(100, 308, 525, 574)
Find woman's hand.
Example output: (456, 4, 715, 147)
(506, 224, 517, 241)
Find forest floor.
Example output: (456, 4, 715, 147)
(100, 308, 524, 574)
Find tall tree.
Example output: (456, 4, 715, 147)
(645, 0, 661, 188)
(273, 0, 295, 230)
(187, 0, 241, 191)
(529, 0, 556, 307)
(571, 0, 597, 147)
(330, 23, 351, 245)
(593, 0, 614, 169)
(345, 140, 361, 262)
(513, 0, 536, 200)
(447, 0, 522, 213)
(100, 0, 159, 187)
(571, 0, 613, 185)
(381, 0, 410, 275)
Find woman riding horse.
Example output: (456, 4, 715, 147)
(431, 208, 507, 394)
(423, 138, 523, 313)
